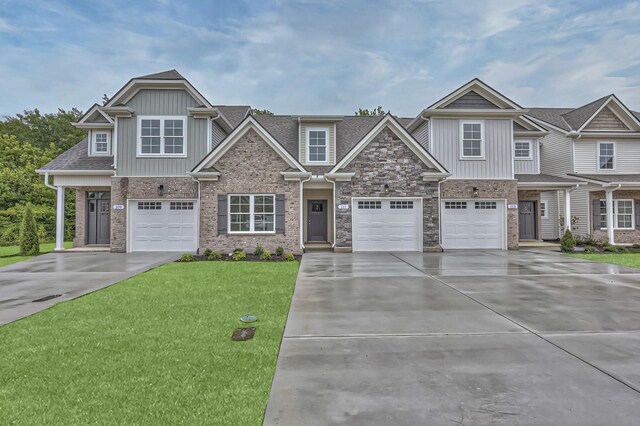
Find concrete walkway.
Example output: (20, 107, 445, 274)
(0, 252, 178, 325)
(265, 250, 640, 425)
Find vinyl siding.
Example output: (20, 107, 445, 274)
(541, 191, 559, 239)
(300, 122, 335, 165)
(570, 186, 591, 237)
(430, 118, 513, 179)
(116, 89, 209, 176)
(211, 121, 227, 150)
(513, 138, 539, 174)
(584, 107, 629, 130)
(574, 139, 640, 174)
(442, 91, 499, 109)
(412, 120, 429, 150)
(539, 129, 573, 175)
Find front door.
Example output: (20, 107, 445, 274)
(307, 200, 327, 242)
(87, 192, 111, 245)
(519, 201, 536, 240)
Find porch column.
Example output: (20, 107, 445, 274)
(605, 189, 615, 245)
(564, 189, 571, 231)
(55, 186, 65, 251)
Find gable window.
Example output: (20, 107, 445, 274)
(138, 116, 186, 157)
(92, 132, 110, 155)
(460, 121, 484, 159)
(599, 199, 634, 229)
(307, 128, 328, 163)
(598, 142, 615, 170)
(229, 195, 275, 233)
(514, 140, 531, 159)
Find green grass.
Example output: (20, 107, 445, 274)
(0, 242, 72, 268)
(0, 261, 299, 425)
(568, 252, 640, 269)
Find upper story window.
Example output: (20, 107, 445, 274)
(137, 116, 186, 157)
(307, 128, 328, 163)
(91, 131, 110, 156)
(514, 140, 531, 159)
(598, 142, 615, 170)
(460, 121, 484, 159)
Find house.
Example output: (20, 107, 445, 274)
(37, 70, 638, 254)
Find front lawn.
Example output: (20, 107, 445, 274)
(567, 252, 640, 269)
(0, 261, 298, 425)
(0, 242, 72, 268)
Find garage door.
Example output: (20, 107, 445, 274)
(129, 200, 198, 252)
(441, 200, 505, 249)
(352, 198, 422, 252)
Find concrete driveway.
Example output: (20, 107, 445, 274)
(265, 250, 640, 425)
(0, 252, 178, 325)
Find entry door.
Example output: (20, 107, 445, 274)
(87, 192, 111, 245)
(307, 200, 327, 242)
(519, 201, 536, 240)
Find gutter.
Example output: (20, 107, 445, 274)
(323, 175, 338, 249)
(43, 171, 57, 190)
(300, 174, 313, 251)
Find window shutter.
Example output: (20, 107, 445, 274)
(635, 200, 640, 230)
(218, 194, 227, 234)
(592, 200, 601, 231)
(275, 194, 285, 234)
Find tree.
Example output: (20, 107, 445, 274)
(355, 106, 386, 116)
(19, 203, 40, 255)
(0, 108, 85, 151)
(251, 108, 273, 115)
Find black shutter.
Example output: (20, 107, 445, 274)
(218, 194, 227, 234)
(635, 200, 640, 230)
(275, 194, 285, 234)
(592, 199, 601, 231)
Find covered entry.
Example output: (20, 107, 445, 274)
(87, 191, 111, 244)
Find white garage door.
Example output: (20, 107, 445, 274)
(129, 200, 198, 252)
(352, 198, 422, 252)
(441, 200, 505, 249)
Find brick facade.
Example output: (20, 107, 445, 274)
(334, 126, 441, 252)
(517, 190, 542, 241)
(440, 179, 519, 249)
(199, 128, 302, 254)
(590, 190, 640, 244)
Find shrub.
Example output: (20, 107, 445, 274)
(604, 245, 626, 253)
(275, 246, 284, 256)
(232, 250, 247, 261)
(19, 203, 40, 255)
(207, 250, 222, 260)
(254, 243, 265, 256)
(283, 252, 295, 261)
(179, 253, 194, 262)
(260, 250, 272, 261)
(583, 245, 597, 253)
(575, 234, 606, 247)
(632, 243, 640, 249)
(233, 248, 243, 254)
(560, 229, 576, 252)
(203, 248, 213, 257)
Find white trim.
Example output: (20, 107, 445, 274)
(305, 126, 330, 164)
(36, 169, 114, 176)
(459, 120, 485, 160)
(537, 139, 541, 174)
(136, 115, 188, 158)
(597, 141, 616, 172)
(598, 198, 635, 230)
(113, 117, 118, 173)
(428, 79, 523, 110)
(90, 130, 111, 156)
(227, 194, 276, 234)
(514, 139, 532, 160)
(106, 79, 212, 109)
(207, 118, 212, 152)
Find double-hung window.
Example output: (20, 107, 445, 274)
(229, 195, 275, 233)
(460, 121, 484, 158)
(540, 201, 547, 218)
(599, 199, 634, 229)
(307, 128, 328, 163)
(598, 142, 615, 170)
(138, 116, 186, 156)
(514, 140, 531, 159)
(92, 131, 110, 155)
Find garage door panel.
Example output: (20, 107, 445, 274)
(441, 200, 504, 250)
(130, 200, 198, 252)
(353, 198, 421, 252)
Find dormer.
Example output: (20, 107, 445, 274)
(295, 116, 343, 166)
(73, 104, 114, 157)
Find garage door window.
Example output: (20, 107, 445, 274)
(137, 201, 161, 210)
(358, 201, 382, 209)
(475, 201, 497, 209)
(445, 201, 467, 209)
(170, 202, 194, 210)
(229, 195, 275, 233)
(390, 201, 413, 209)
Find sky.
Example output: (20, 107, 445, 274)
(1, 0, 640, 117)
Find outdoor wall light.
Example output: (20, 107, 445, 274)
(384, 184, 390, 193)
(158, 184, 165, 196)
(472, 187, 479, 197)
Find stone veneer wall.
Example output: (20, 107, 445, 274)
(199, 128, 301, 254)
(440, 179, 519, 249)
(334, 126, 441, 252)
(110, 177, 198, 252)
(517, 190, 542, 241)
(73, 186, 111, 248)
(590, 190, 640, 244)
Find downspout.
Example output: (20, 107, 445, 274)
(323, 175, 337, 249)
(44, 172, 65, 251)
(300, 174, 312, 251)
(190, 175, 202, 253)
(44, 171, 56, 190)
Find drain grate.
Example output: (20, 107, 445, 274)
(232, 327, 255, 341)
(32, 294, 62, 303)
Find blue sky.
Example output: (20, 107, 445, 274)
(1, 0, 640, 117)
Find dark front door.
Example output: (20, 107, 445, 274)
(87, 192, 111, 245)
(519, 201, 536, 240)
(307, 200, 328, 242)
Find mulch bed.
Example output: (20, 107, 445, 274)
(190, 254, 301, 262)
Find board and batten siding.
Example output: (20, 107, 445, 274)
(514, 138, 539, 174)
(539, 129, 573, 175)
(211, 121, 227, 150)
(412, 120, 430, 151)
(574, 139, 640, 174)
(430, 118, 513, 179)
(541, 191, 559, 239)
(299, 122, 335, 165)
(116, 89, 209, 176)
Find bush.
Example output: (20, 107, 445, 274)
(283, 252, 295, 261)
(19, 203, 40, 255)
(275, 246, 284, 256)
(583, 245, 597, 253)
(232, 250, 247, 261)
(178, 253, 194, 262)
(560, 229, 576, 252)
(575, 234, 607, 247)
(254, 243, 265, 256)
(233, 248, 243, 254)
(260, 250, 272, 261)
(207, 250, 222, 260)
(203, 248, 213, 257)
(632, 243, 640, 249)
(604, 245, 626, 253)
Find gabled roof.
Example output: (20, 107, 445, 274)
(215, 106, 251, 128)
(136, 69, 185, 80)
(428, 78, 524, 110)
(561, 95, 610, 131)
(37, 139, 114, 173)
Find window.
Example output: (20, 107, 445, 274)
(475, 201, 497, 209)
(137, 201, 161, 210)
(460, 121, 484, 158)
(358, 201, 381, 209)
(229, 195, 275, 233)
(92, 132, 110, 155)
(598, 142, 615, 170)
(599, 199, 634, 229)
(445, 201, 467, 209)
(540, 201, 547, 218)
(390, 201, 414, 209)
(170, 202, 194, 210)
(307, 128, 328, 163)
(138, 116, 186, 156)
(514, 140, 531, 159)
